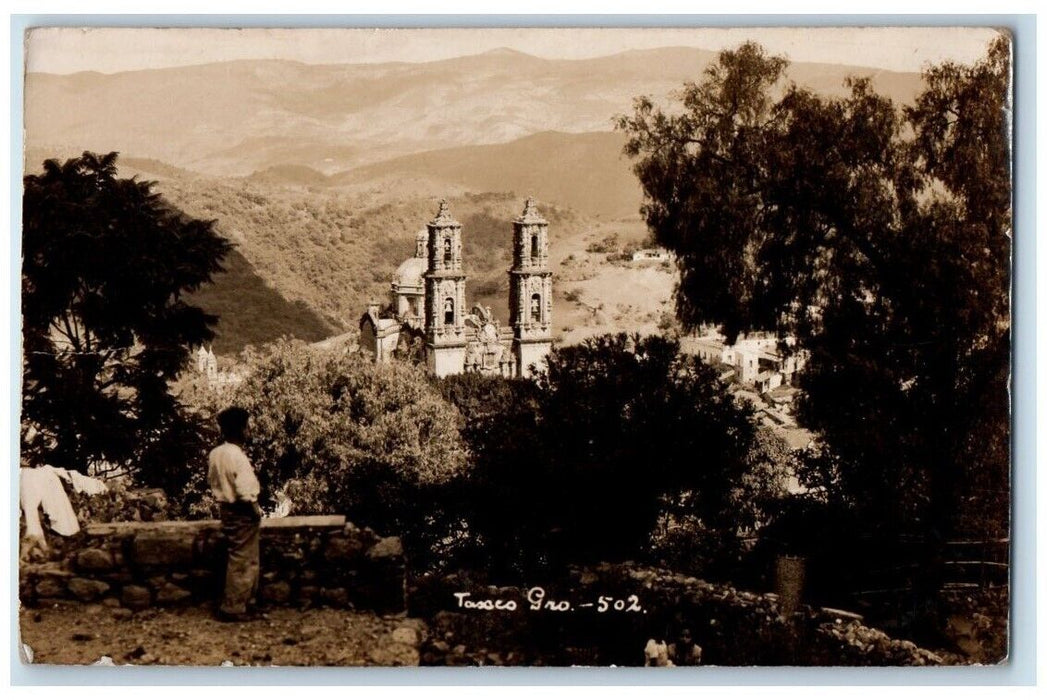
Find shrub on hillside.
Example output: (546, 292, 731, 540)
(585, 233, 619, 254)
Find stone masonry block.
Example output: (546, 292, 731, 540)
(67, 577, 111, 602)
(121, 584, 152, 610)
(366, 536, 404, 560)
(323, 534, 365, 564)
(75, 548, 115, 572)
(261, 581, 292, 605)
(154, 582, 192, 605)
(320, 587, 349, 607)
(35, 576, 66, 598)
(131, 531, 195, 568)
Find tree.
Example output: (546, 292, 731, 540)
(22, 152, 232, 486)
(534, 333, 773, 567)
(903, 38, 1011, 540)
(435, 337, 791, 578)
(436, 372, 545, 576)
(618, 38, 1010, 580)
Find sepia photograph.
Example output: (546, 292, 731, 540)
(17, 24, 1012, 669)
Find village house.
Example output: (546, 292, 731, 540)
(630, 247, 673, 263)
(682, 329, 807, 394)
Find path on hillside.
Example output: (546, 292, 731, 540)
(19, 602, 425, 667)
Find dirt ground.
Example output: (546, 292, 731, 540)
(18, 601, 426, 667)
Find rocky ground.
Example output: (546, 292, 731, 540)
(19, 601, 426, 667)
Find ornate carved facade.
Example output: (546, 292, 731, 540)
(359, 199, 553, 378)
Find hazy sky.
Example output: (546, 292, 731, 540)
(26, 26, 1002, 75)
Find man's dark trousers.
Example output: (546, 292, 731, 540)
(219, 501, 261, 616)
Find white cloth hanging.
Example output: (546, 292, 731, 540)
(54, 466, 108, 496)
(20, 466, 81, 539)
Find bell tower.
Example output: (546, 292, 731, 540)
(424, 200, 467, 377)
(509, 198, 553, 378)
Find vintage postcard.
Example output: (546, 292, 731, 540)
(18, 26, 1011, 668)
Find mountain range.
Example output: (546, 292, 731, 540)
(25, 47, 923, 177)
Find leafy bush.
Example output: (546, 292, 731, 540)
(188, 339, 469, 567)
(177, 333, 795, 583)
(656, 311, 680, 335)
(67, 479, 179, 524)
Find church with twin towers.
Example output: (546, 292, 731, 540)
(359, 198, 553, 379)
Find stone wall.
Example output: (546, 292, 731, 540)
(19, 516, 405, 614)
(412, 564, 944, 666)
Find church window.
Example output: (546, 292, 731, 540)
(530, 293, 542, 321)
(444, 237, 453, 263)
(531, 233, 539, 260)
(444, 298, 455, 325)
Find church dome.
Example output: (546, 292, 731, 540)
(392, 256, 427, 290)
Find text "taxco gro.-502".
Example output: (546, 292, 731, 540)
(452, 587, 645, 613)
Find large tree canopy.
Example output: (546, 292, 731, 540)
(536, 334, 760, 555)
(452, 332, 787, 569)
(617, 39, 1011, 544)
(22, 151, 232, 481)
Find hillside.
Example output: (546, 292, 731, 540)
(119, 165, 594, 335)
(185, 247, 334, 355)
(24, 47, 924, 177)
(37, 151, 668, 351)
(22, 141, 679, 354)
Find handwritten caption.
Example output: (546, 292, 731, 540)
(453, 587, 645, 614)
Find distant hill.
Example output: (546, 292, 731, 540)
(24, 47, 925, 178)
(335, 131, 642, 219)
(246, 164, 333, 187)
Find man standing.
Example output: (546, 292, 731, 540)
(209, 406, 263, 621)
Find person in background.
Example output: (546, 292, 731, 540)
(643, 617, 672, 667)
(643, 636, 671, 667)
(668, 627, 703, 666)
(209, 406, 264, 622)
